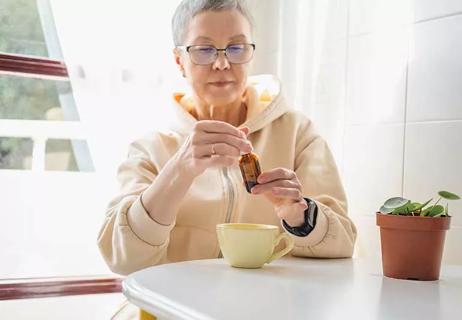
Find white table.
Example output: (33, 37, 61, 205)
(123, 258, 462, 320)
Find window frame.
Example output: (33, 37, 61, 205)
(0, 276, 122, 300)
(0, 0, 102, 285)
(0, 52, 68, 78)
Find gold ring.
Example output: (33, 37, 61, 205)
(211, 144, 216, 155)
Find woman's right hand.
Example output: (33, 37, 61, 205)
(173, 120, 252, 178)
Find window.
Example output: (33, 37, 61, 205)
(0, 0, 100, 280)
(1, 0, 183, 282)
(0, 0, 92, 173)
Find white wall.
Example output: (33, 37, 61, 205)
(252, 0, 462, 264)
(346, 0, 462, 264)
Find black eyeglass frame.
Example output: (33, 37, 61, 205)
(176, 43, 256, 65)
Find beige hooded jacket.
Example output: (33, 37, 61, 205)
(97, 75, 357, 275)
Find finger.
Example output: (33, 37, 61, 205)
(257, 168, 296, 184)
(193, 143, 240, 158)
(193, 133, 252, 153)
(195, 120, 243, 138)
(270, 187, 303, 201)
(239, 127, 250, 137)
(251, 180, 301, 194)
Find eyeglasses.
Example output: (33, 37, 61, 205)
(177, 43, 255, 65)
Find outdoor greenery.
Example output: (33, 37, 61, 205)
(0, 0, 65, 121)
(0, 75, 66, 120)
(0, 0, 48, 56)
(0, 137, 33, 169)
(0, 0, 84, 171)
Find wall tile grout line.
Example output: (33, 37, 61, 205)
(401, 21, 412, 198)
(406, 119, 462, 125)
(346, 119, 462, 128)
(349, 25, 410, 39)
(348, 11, 462, 39)
(341, 0, 351, 180)
(415, 11, 462, 25)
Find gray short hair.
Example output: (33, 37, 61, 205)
(171, 0, 254, 46)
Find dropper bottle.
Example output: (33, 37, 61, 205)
(239, 151, 262, 193)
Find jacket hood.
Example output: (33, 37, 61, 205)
(169, 74, 290, 135)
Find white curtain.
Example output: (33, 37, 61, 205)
(249, 0, 348, 168)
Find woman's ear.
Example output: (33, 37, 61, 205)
(173, 48, 181, 65)
(173, 48, 186, 77)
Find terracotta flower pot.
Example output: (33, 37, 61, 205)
(376, 213, 451, 281)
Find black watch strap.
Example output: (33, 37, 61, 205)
(282, 198, 318, 237)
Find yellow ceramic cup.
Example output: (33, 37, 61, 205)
(216, 223, 295, 268)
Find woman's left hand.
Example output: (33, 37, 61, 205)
(250, 168, 308, 227)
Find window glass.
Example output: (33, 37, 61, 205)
(45, 139, 94, 172)
(0, 0, 50, 57)
(0, 75, 79, 121)
(0, 137, 33, 170)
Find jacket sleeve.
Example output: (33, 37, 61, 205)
(285, 122, 357, 258)
(97, 141, 174, 275)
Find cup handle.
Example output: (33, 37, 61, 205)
(267, 232, 295, 264)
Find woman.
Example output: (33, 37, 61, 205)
(98, 0, 357, 275)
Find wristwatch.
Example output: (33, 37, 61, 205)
(282, 198, 318, 237)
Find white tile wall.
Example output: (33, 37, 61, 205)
(343, 124, 404, 217)
(403, 121, 462, 226)
(346, 29, 409, 125)
(414, 0, 462, 22)
(310, 39, 347, 166)
(407, 15, 462, 122)
(345, 0, 462, 265)
(352, 215, 381, 260)
(349, 0, 414, 36)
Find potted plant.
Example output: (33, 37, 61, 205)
(376, 190, 460, 281)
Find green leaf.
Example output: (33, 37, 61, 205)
(438, 191, 461, 200)
(393, 202, 413, 215)
(421, 206, 432, 216)
(414, 199, 432, 211)
(410, 202, 421, 210)
(379, 205, 394, 214)
(428, 205, 445, 217)
(384, 197, 409, 209)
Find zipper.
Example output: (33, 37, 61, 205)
(218, 167, 235, 258)
(223, 167, 235, 224)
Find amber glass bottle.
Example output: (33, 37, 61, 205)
(239, 152, 262, 193)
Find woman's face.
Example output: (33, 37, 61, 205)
(174, 9, 253, 106)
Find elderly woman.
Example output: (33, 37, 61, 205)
(98, 0, 357, 275)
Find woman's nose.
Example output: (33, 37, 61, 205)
(212, 51, 230, 70)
